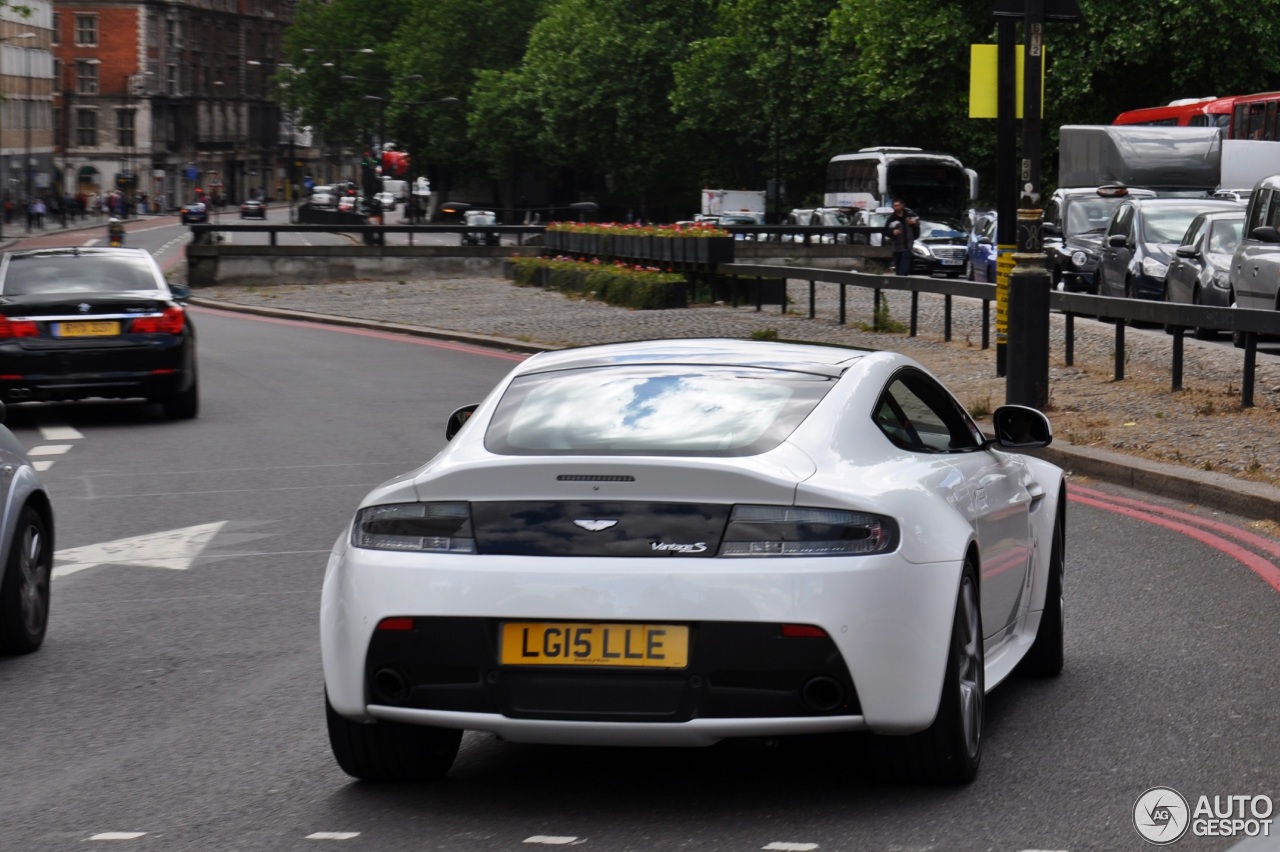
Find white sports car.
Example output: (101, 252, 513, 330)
(321, 339, 1065, 785)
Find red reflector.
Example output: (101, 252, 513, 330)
(0, 317, 38, 338)
(781, 624, 828, 638)
(376, 617, 415, 632)
(131, 307, 186, 334)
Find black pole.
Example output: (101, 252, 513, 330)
(995, 16, 1017, 377)
(1006, 0, 1052, 409)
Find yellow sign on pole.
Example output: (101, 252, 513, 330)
(967, 44, 1046, 119)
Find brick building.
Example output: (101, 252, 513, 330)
(1, 1, 55, 224)
(52, 0, 299, 213)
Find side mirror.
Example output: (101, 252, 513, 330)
(990, 405, 1053, 449)
(1041, 222, 1062, 237)
(1174, 245, 1199, 258)
(169, 283, 191, 301)
(445, 404, 479, 441)
(1107, 233, 1128, 248)
(1249, 225, 1280, 243)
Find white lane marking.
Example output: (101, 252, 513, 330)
(53, 522, 227, 578)
(307, 833, 360, 840)
(28, 444, 72, 456)
(764, 844, 819, 851)
(90, 833, 147, 840)
(40, 425, 83, 441)
(33, 460, 54, 471)
(524, 838, 583, 846)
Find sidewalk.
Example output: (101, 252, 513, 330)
(186, 274, 1280, 525)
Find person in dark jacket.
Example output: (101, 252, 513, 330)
(888, 199, 920, 276)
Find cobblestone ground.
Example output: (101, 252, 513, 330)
(192, 275, 1280, 486)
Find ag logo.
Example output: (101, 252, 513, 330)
(1134, 786, 1190, 845)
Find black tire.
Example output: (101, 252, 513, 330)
(325, 693, 461, 782)
(0, 507, 52, 655)
(1019, 501, 1065, 677)
(162, 373, 199, 420)
(866, 564, 984, 784)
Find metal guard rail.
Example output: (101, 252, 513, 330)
(719, 263, 1279, 408)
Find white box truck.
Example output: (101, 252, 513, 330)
(701, 189, 767, 223)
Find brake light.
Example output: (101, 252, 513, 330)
(376, 617, 416, 632)
(131, 307, 186, 334)
(719, 505, 898, 557)
(781, 624, 828, 638)
(0, 316, 38, 338)
(352, 502, 475, 553)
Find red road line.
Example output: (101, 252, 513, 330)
(1069, 490, 1280, 593)
(189, 304, 529, 361)
(1069, 483, 1280, 560)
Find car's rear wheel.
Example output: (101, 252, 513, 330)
(325, 693, 462, 782)
(867, 563, 983, 784)
(0, 507, 52, 655)
(161, 373, 199, 420)
(1019, 501, 1065, 677)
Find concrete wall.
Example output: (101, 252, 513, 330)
(185, 242, 892, 286)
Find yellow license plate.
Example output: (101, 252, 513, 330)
(501, 622, 689, 668)
(55, 321, 121, 338)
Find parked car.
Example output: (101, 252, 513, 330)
(852, 206, 894, 246)
(910, 217, 970, 276)
(179, 201, 207, 225)
(374, 191, 398, 213)
(1043, 185, 1158, 293)
(320, 339, 1065, 785)
(0, 247, 198, 419)
(460, 210, 500, 246)
(1097, 197, 1243, 300)
(239, 198, 267, 219)
(309, 189, 337, 209)
(967, 213, 998, 282)
(1229, 173, 1280, 346)
(1213, 188, 1253, 203)
(1164, 209, 1245, 339)
(0, 402, 54, 655)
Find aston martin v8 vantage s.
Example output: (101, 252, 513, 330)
(321, 339, 1066, 785)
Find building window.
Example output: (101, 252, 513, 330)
(52, 13, 61, 45)
(167, 64, 177, 95)
(75, 61, 98, 95)
(118, 110, 135, 148)
(75, 15, 98, 47)
(76, 110, 97, 147)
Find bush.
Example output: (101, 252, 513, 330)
(507, 256, 688, 309)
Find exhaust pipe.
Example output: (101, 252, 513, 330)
(799, 676, 845, 713)
(371, 668, 409, 704)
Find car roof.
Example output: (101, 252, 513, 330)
(1126, 197, 1242, 209)
(511, 338, 869, 379)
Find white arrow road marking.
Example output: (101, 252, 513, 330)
(306, 833, 360, 841)
(764, 844, 819, 851)
(89, 833, 147, 840)
(524, 839, 584, 846)
(53, 522, 228, 578)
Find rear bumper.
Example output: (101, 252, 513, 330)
(0, 337, 194, 402)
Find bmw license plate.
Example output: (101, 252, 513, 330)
(500, 622, 689, 668)
(54, 321, 121, 338)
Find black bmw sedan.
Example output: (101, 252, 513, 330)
(0, 248, 198, 418)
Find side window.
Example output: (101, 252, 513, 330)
(1107, 204, 1132, 238)
(1266, 192, 1280, 230)
(873, 371, 984, 453)
(1246, 189, 1272, 235)
(1044, 198, 1061, 228)
(1182, 217, 1206, 250)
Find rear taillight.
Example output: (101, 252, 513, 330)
(352, 502, 475, 553)
(131, 307, 186, 334)
(0, 316, 38, 338)
(719, 505, 898, 557)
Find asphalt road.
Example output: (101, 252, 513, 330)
(0, 306, 1277, 851)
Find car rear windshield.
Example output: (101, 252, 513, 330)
(2, 255, 162, 295)
(485, 365, 837, 456)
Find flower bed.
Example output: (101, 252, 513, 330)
(544, 221, 734, 266)
(507, 256, 689, 310)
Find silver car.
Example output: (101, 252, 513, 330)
(1230, 173, 1280, 317)
(0, 402, 54, 654)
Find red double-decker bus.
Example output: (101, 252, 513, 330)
(1113, 96, 1237, 130)
(1228, 91, 1280, 141)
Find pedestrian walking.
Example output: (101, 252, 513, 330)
(887, 199, 920, 276)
